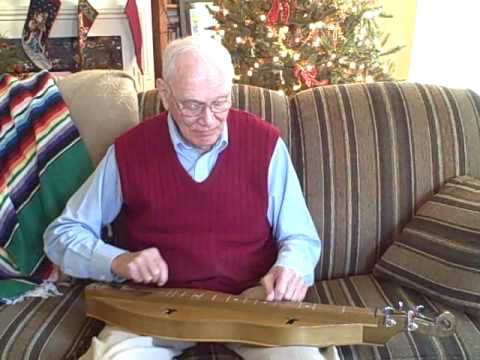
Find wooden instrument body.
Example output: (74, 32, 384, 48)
(85, 283, 454, 347)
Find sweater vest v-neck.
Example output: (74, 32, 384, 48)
(115, 109, 280, 294)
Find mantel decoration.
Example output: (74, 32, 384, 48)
(21, 0, 62, 70)
(208, 0, 403, 95)
(76, 0, 98, 70)
(125, 0, 144, 73)
(10, 0, 138, 73)
(0, 35, 24, 75)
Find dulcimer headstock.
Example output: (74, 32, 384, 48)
(364, 301, 455, 345)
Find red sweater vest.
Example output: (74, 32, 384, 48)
(115, 109, 280, 294)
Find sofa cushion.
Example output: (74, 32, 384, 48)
(137, 82, 480, 284)
(56, 70, 140, 166)
(315, 274, 480, 360)
(290, 84, 480, 282)
(0, 284, 103, 360)
(2, 279, 475, 360)
(374, 175, 480, 316)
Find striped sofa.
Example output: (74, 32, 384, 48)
(1, 71, 479, 359)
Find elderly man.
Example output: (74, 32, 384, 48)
(44, 36, 338, 360)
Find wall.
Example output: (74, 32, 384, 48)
(377, 0, 417, 80)
(408, 0, 480, 93)
(0, 0, 155, 90)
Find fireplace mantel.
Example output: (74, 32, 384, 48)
(0, 0, 155, 91)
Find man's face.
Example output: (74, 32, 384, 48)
(161, 54, 231, 152)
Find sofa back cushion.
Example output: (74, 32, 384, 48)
(138, 82, 480, 281)
(293, 83, 480, 280)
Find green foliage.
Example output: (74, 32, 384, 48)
(209, 0, 403, 95)
(0, 35, 23, 74)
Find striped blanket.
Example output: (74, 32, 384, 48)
(0, 71, 93, 303)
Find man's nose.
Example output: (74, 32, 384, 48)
(198, 106, 216, 127)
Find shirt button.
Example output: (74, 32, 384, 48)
(100, 275, 106, 281)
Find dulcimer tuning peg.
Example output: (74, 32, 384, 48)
(414, 305, 425, 316)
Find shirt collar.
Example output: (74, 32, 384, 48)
(167, 112, 229, 153)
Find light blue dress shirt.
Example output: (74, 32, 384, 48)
(44, 115, 321, 286)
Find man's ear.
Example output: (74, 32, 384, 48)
(156, 78, 170, 111)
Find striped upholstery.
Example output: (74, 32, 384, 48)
(291, 83, 480, 280)
(314, 275, 480, 360)
(374, 175, 480, 316)
(2, 80, 478, 360)
(138, 82, 480, 359)
(0, 284, 103, 359)
(140, 83, 480, 281)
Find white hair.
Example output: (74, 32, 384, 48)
(162, 35, 234, 85)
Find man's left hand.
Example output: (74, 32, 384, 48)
(260, 266, 309, 302)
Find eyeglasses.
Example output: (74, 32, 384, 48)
(167, 85, 231, 118)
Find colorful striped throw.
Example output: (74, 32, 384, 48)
(0, 71, 93, 303)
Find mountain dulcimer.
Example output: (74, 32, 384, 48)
(85, 283, 455, 347)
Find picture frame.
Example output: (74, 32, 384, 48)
(178, 0, 217, 37)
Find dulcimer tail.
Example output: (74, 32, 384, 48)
(85, 283, 455, 347)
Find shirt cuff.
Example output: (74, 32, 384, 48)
(90, 242, 127, 282)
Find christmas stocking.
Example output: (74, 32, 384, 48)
(22, 0, 62, 70)
(125, 0, 144, 73)
(76, 0, 98, 70)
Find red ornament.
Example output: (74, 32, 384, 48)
(14, 64, 25, 74)
(266, 0, 291, 26)
(293, 64, 329, 88)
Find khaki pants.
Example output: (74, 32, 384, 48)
(80, 286, 340, 360)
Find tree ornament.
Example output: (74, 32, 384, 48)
(266, 0, 291, 26)
(294, 64, 329, 87)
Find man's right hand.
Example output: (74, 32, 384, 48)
(111, 247, 168, 286)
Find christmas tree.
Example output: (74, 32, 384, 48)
(209, 0, 403, 95)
